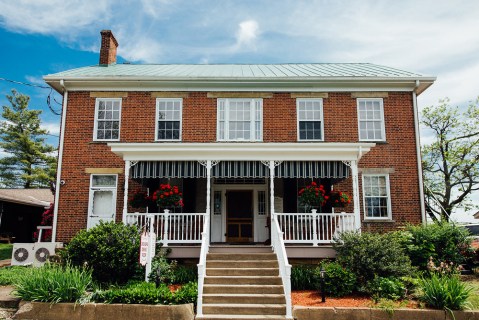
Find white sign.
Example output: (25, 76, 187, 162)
(139, 231, 149, 266)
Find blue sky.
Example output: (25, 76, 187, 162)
(0, 0, 478, 220)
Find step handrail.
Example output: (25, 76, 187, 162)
(271, 215, 293, 319)
(196, 213, 210, 317)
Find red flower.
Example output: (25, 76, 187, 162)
(311, 181, 317, 186)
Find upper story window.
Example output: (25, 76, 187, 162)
(362, 174, 391, 220)
(217, 99, 262, 141)
(156, 98, 182, 141)
(357, 98, 385, 141)
(297, 99, 324, 141)
(93, 98, 121, 141)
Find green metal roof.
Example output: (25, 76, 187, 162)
(44, 63, 427, 79)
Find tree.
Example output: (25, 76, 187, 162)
(0, 90, 57, 188)
(421, 97, 479, 221)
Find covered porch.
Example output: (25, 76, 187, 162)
(109, 142, 374, 249)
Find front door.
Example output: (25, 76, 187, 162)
(226, 190, 253, 243)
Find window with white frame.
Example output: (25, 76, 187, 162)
(297, 99, 324, 141)
(156, 98, 182, 141)
(357, 98, 385, 141)
(93, 98, 121, 141)
(362, 174, 391, 219)
(217, 99, 262, 141)
(87, 174, 118, 229)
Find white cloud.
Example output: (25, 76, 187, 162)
(41, 122, 60, 136)
(25, 75, 45, 86)
(235, 20, 259, 50)
(118, 35, 163, 63)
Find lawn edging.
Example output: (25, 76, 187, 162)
(13, 301, 195, 320)
(293, 306, 479, 320)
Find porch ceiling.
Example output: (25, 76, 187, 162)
(108, 142, 375, 161)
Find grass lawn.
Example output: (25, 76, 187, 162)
(0, 243, 12, 260)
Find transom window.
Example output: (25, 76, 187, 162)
(362, 174, 391, 219)
(93, 98, 121, 141)
(156, 98, 182, 141)
(297, 99, 324, 141)
(217, 99, 262, 141)
(357, 98, 385, 141)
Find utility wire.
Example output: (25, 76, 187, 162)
(0, 77, 62, 115)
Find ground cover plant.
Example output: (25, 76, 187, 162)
(418, 273, 472, 310)
(0, 266, 31, 285)
(60, 221, 141, 284)
(0, 243, 13, 260)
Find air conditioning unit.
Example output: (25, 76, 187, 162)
(11, 243, 35, 266)
(33, 242, 57, 267)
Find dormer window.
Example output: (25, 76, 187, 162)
(217, 98, 263, 141)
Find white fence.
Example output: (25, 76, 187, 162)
(126, 212, 204, 246)
(276, 212, 355, 245)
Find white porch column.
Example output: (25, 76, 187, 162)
(269, 161, 275, 218)
(205, 160, 212, 217)
(122, 160, 130, 224)
(351, 160, 361, 230)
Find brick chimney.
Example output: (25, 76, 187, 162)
(99, 30, 118, 65)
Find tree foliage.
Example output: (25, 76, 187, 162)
(421, 97, 479, 220)
(0, 90, 57, 188)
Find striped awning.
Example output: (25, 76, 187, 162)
(131, 161, 349, 179)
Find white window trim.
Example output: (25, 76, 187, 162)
(362, 173, 392, 220)
(87, 174, 118, 229)
(93, 98, 122, 141)
(356, 98, 386, 142)
(216, 98, 263, 142)
(296, 98, 325, 141)
(155, 98, 183, 141)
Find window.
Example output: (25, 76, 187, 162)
(87, 174, 117, 229)
(357, 98, 385, 141)
(156, 98, 182, 141)
(362, 174, 391, 219)
(217, 99, 262, 141)
(297, 99, 324, 141)
(93, 98, 121, 141)
(258, 191, 266, 215)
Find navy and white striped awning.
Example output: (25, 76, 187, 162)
(131, 161, 349, 179)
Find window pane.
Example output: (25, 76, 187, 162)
(92, 175, 117, 187)
(364, 175, 389, 218)
(299, 121, 322, 140)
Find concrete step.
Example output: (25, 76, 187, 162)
(203, 294, 285, 304)
(203, 284, 284, 295)
(202, 304, 286, 316)
(204, 276, 282, 285)
(209, 246, 273, 254)
(207, 253, 277, 261)
(206, 260, 278, 268)
(206, 268, 279, 277)
(197, 315, 287, 320)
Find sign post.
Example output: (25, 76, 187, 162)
(139, 214, 156, 282)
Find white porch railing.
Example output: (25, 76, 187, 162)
(271, 216, 292, 319)
(276, 212, 355, 245)
(125, 212, 204, 246)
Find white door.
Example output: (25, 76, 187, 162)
(255, 190, 269, 242)
(87, 174, 117, 229)
(211, 190, 223, 242)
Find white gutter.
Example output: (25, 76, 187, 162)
(413, 80, 427, 225)
(52, 80, 68, 242)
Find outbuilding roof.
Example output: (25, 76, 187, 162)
(0, 189, 53, 208)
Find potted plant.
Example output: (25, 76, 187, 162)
(152, 184, 184, 211)
(328, 190, 351, 207)
(298, 181, 327, 212)
(128, 189, 150, 209)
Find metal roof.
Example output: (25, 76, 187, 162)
(45, 63, 427, 79)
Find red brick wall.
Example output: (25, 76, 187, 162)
(56, 91, 421, 242)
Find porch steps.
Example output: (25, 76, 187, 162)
(197, 247, 287, 320)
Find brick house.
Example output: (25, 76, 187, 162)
(44, 30, 435, 318)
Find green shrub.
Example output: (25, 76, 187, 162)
(61, 221, 141, 284)
(366, 276, 406, 301)
(174, 265, 198, 284)
(0, 266, 31, 285)
(14, 263, 92, 303)
(315, 261, 356, 297)
(173, 281, 198, 305)
(334, 231, 413, 286)
(0, 243, 13, 260)
(418, 274, 472, 310)
(405, 222, 472, 270)
(91, 281, 198, 305)
(291, 265, 317, 290)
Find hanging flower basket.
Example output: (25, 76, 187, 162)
(298, 181, 327, 211)
(128, 189, 150, 209)
(153, 184, 184, 209)
(329, 191, 351, 207)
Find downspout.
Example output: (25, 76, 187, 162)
(413, 80, 427, 225)
(52, 80, 68, 242)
